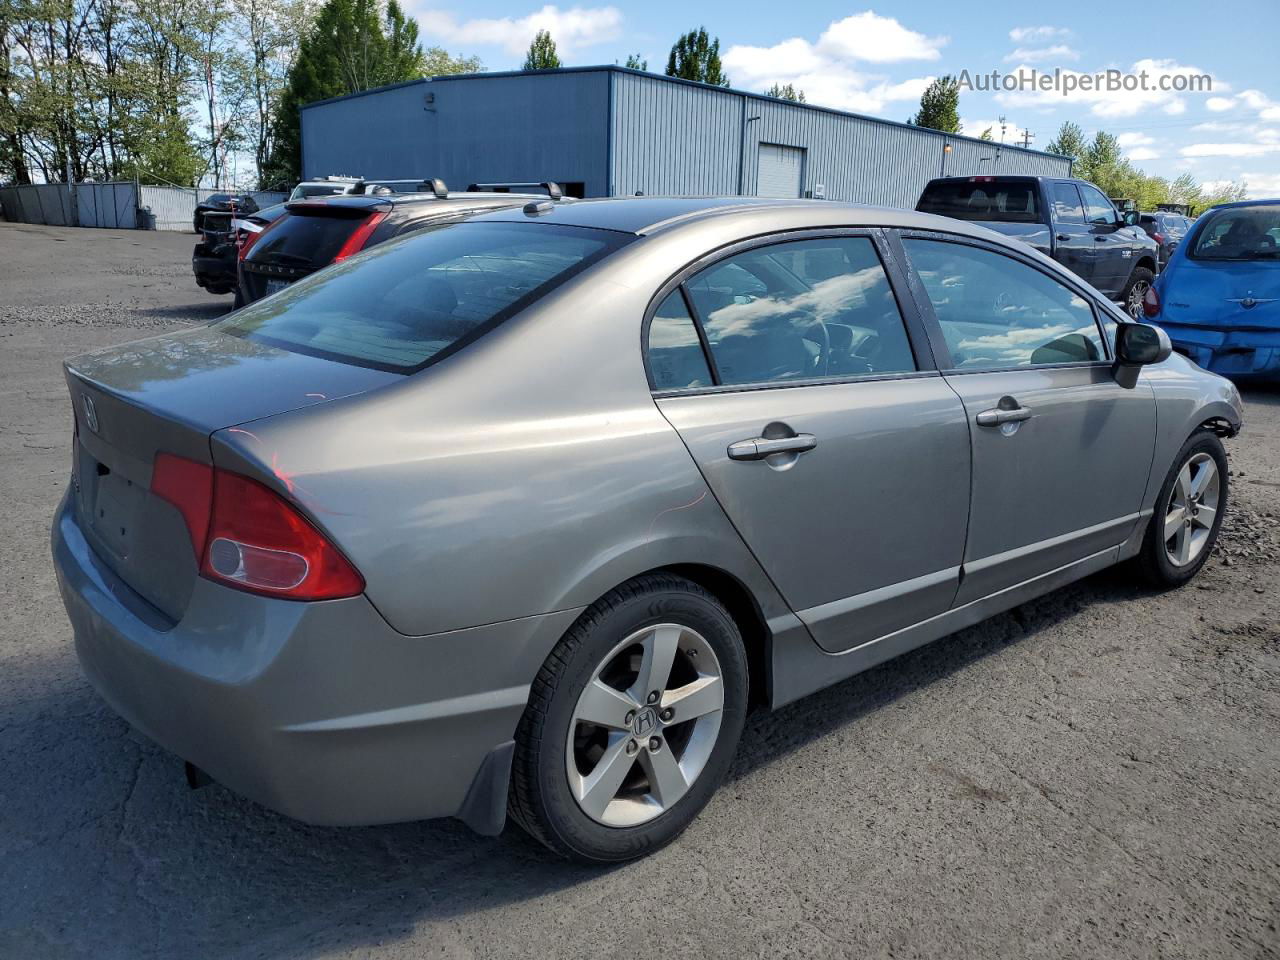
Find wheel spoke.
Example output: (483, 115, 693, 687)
(1174, 524, 1191, 565)
(574, 678, 638, 731)
(638, 745, 689, 808)
(630, 625, 680, 702)
(576, 736, 635, 820)
(1189, 460, 1216, 499)
(661, 675, 723, 724)
(1175, 464, 1193, 504)
(1164, 507, 1187, 541)
(1193, 504, 1216, 530)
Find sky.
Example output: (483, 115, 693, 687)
(403, 0, 1280, 197)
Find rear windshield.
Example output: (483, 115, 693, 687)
(218, 221, 627, 372)
(1190, 205, 1280, 261)
(917, 179, 1040, 223)
(246, 209, 371, 269)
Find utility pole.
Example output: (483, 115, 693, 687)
(1021, 128, 1035, 149)
(999, 115, 1007, 144)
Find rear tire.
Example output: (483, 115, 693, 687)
(1135, 431, 1228, 588)
(1122, 266, 1155, 319)
(508, 574, 748, 863)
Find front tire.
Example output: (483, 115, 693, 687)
(508, 574, 748, 863)
(1135, 431, 1228, 587)
(1122, 266, 1155, 319)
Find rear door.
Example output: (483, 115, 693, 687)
(897, 232, 1156, 604)
(1048, 181, 1096, 283)
(651, 230, 972, 653)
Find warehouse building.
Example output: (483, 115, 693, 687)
(301, 66, 1072, 206)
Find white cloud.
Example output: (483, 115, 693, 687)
(1236, 171, 1280, 198)
(1004, 44, 1079, 63)
(1126, 147, 1159, 161)
(1201, 89, 1280, 121)
(1009, 25, 1070, 43)
(816, 12, 947, 63)
(723, 12, 945, 113)
(415, 4, 622, 56)
(1116, 132, 1154, 148)
(995, 58, 1216, 118)
(962, 117, 1031, 143)
(1180, 142, 1280, 158)
(1206, 96, 1235, 112)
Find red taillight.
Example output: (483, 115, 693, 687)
(1153, 232, 1165, 245)
(330, 211, 388, 263)
(970, 176, 995, 182)
(1143, 284, 1161, 318)
(150, 454, 363, 600)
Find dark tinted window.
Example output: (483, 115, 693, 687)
(685, 236, 915, 386)
(1190, 204, 1280, 260)
(917, 179, 1040, 222)
(220, 222, 626, 371)
(1052, 183, 1085, 224)
(247, 210, 374, 269)
(647, 291, 712, 389)
(903, 238, 1103, 369)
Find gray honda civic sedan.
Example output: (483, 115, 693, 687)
(53, 197, 1243, 863)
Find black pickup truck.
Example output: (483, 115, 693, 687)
(917, 175, 1159, 317)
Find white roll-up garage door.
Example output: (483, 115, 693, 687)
(756, 144, 805, 198)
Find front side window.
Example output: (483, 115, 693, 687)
(903, 238, 1104, 369)
(682, 236, 916, 386)
(219, 221, 627, 371)
(1078, 184, 1117, 225)
(1190, 204, 1280, 261)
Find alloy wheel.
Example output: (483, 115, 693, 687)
(566, 623, 724, 827)
(1163, 451, 1220, 567)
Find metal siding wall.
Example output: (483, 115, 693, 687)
(611, 73, 740, 196)
(609, 73, 1071, 205)
(302, 73, 611, 195)
(138, 186, 287, 231)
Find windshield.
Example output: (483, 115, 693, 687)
(218, 221, 628, 372)
(1191, 205, 1280, 261)
(917, 179, 1040, 223)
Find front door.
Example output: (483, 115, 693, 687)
(647, 232, 971, 652)
(1080, 182, 1129, 296)
(900, 235, 1157, 604)
(1048, 181, 1097, 285)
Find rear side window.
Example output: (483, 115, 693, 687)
(647, 291, 712, 389)
(1190, 205, 1280, 260)
(1052, 184, 1085, 224)
(681, 235, 915, 386)
(219, 222, 626, 372)
(917, 179, 1040, 223)
(903, 238, 1103, 369)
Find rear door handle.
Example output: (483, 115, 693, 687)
(727, 434, 817, 461)
(976, 406, 1033, 427)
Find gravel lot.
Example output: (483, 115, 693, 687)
(2, 221, 1278, 960)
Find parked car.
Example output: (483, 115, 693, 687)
(917, 175, 1160, 317)
(1144, 198, 1280, 379)
(54, 197, 1242, 864)
(287, 176, 365, 201)
(1139, 211, 1192, 269)
(192, 202, 286, 297)
(192, 192, 259, 233)
(237, 181, 558, 305)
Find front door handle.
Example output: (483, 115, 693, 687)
(975, 405, 1033, 427)
(727, 433, 818, 461)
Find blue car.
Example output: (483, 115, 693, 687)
(1145, 198, 1280, 379)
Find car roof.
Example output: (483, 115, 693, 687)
(468, 195, 1006, 239)
(284, 191, 545, 214)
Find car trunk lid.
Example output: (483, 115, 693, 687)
(64, 325, 399, 621)
(1161, 258, 1280, 328)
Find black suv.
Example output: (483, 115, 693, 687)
(193, 192, 259, 233)
(238, 180, 563, 306)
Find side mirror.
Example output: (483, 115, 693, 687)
(1113, 322, 1172, 388)
(1122, 210, 1140, 227)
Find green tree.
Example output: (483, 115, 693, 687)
(262, 0, 430, 186)
(1078, 130, 1122, 189)
(665, 27, 727, 86)
(1045, 120, 1086, 162)
(523, 29, 560, 70)
(979, 126, 994, 141)
(623, 53, 646, 70)
(910, 75, 961, 133)
(765, 82, 805, 102)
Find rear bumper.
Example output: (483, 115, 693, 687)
(192, 253, 235, 291)
(52, 491, 581, 831)
(1159, 321, 1280, 379)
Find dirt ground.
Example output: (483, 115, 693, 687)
(1, 221, 1278, 960)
